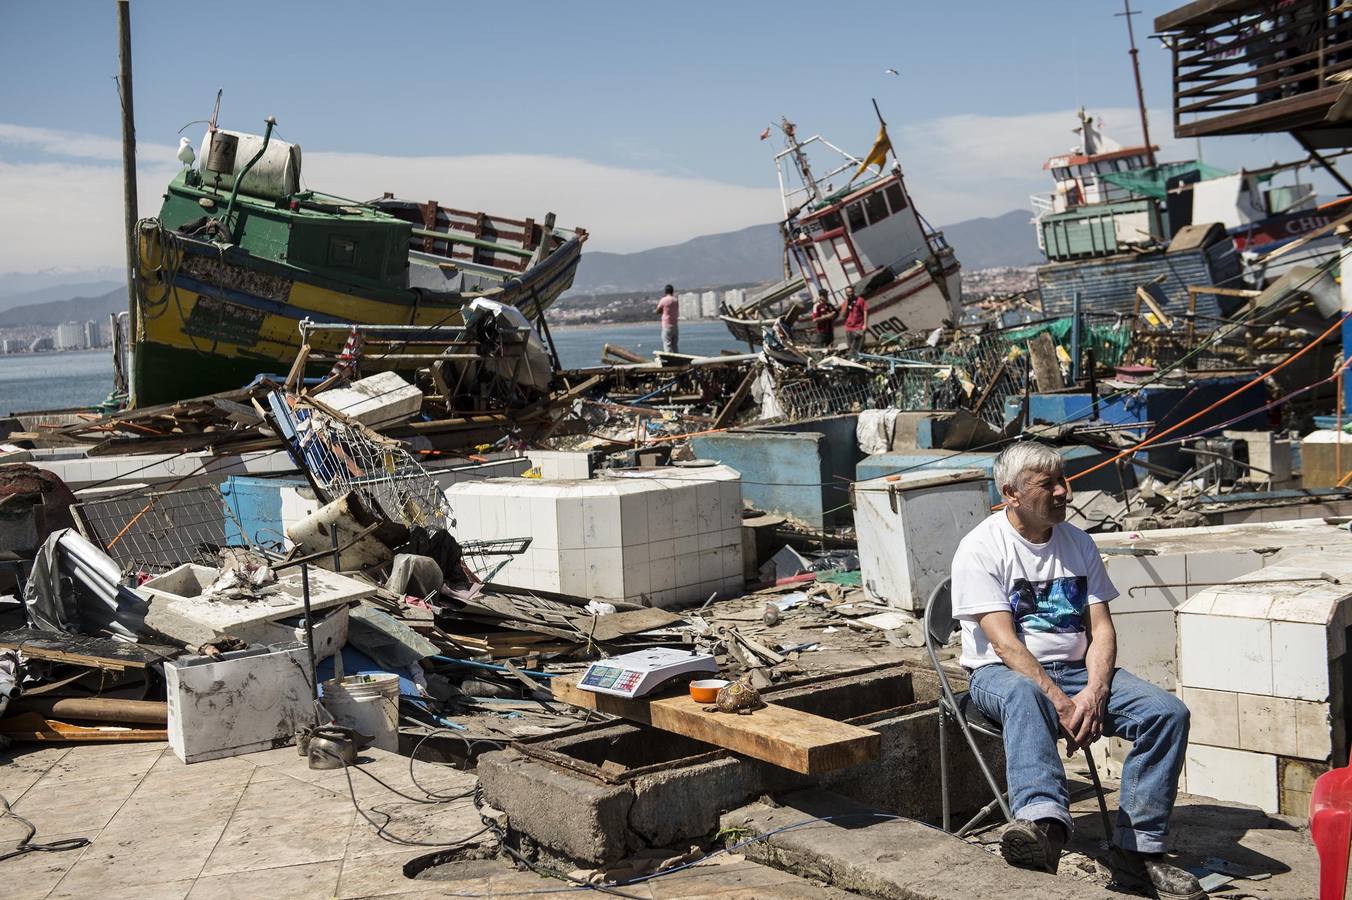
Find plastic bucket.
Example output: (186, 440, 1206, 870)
(321, 673, 399, 752)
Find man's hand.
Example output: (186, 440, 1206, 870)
(1064, 684, 1108, 752)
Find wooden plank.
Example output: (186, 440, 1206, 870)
(0, 711, 167, 743)
(0, 628, 177, 670)
(580, 608, 684, 642)
(552, 676, 880, 775)
(713, 368, 757, 430)
(1026, 332, 1065, 391)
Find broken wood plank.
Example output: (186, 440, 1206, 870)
(0, 628, 178, 670)
(1026, 332, 1065, 391)
(0, 711, 168, 743)
(713, 368, 757, 431)
(552, 676, 879, 775)
(581, 608, 684, 642)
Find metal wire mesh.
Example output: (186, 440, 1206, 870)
(277, 396, 453, 532)
(73, 485, 230, 574)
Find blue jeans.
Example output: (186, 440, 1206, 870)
(967, 661, 1190, 853)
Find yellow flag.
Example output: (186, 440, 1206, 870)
(851, 124, 892, 182)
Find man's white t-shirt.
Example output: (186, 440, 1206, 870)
(950, 512, 1117, 669)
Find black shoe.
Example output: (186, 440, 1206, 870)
(1099, 846, 1205, 900)
(999, 818, 1066, 874)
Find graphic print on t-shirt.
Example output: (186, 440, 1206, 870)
(1007, 576, 1088, 634)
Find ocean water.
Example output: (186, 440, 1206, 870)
(0, 320, 745, 413)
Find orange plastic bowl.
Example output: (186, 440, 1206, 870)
(689, 679, 729, 703)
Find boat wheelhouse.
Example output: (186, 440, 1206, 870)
(722, 117, 960, 347)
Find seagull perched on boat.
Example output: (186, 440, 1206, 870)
(177, 136, 195, 168)
(884, 68, 899, 76)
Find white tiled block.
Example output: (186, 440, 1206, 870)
(671, 487, 698, 536)
(649, 539, 675, 561)
(649, 557, 676, 593)
(647, 488, 675, 542)
(721, 547, 744, 579)
(1237, 693, 1300, 757)
(1105, 556, 1186, 614)
(622, 562, 651, 599)
(1296, 700, 1333, 760)
(1185, 551, 1263, 596)
(557, 549, 587, 596)
(530, 496, 559, 550)
(619, 491, 650, 547)
(1271, 621, 1330, 701)
(1115, 609, 1179, 690)
(651, 588, 677, 609)
(503, 495, 530, 536)
(556, 497, 585, 550)
(718, 528, 742, 550)
(675, 553, 701, 588)
(699, 549, 723, 584)
(719, 481, 743, 528)
(582, 494, 621, 549)
(1185, 744, 1278, 813)
(1178, 685, 1240, 749)
(479, 494, 507, 540)
(675, 535, 699, 559)
(694, 482, 721, 534)
(1178, 613, 1272, 695)
(585, 548, 624, 598)
(698, 529, 723, 552)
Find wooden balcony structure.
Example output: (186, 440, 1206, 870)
(1156, 0, 1352, 148)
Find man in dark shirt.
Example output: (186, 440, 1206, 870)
(810, 288, 837, 348)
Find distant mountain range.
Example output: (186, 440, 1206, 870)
(0, 208, 1040, 326)
(566, 208, 1039, 295)
(0, 287, 126, 328)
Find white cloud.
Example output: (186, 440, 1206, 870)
(300, 151, 782, 253)
(0, 122, 174, 163)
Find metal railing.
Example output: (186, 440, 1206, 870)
(1160, 0, 1352, 137)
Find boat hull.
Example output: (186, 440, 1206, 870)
(131, 226, 582, 407)
(722, 256, 959, 348)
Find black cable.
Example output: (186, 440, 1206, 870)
(314, 746, 490, 850)
(0, 793, 90, 863)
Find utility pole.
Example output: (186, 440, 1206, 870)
(1117, 0, 1157, 167)
(116, 0, 139, 405)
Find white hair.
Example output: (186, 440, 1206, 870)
(994, 442, 1063, 494)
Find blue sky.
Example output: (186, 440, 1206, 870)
(0, 0, 1331, 272)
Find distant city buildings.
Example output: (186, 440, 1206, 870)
(0, 319, 111, 354)
(677, 291, 701, 319)
(699, 291, 718, 318)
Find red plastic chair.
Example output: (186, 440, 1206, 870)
(1312, 766, 1352, 900)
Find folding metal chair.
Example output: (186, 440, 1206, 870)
(924, 577, 1114, 839)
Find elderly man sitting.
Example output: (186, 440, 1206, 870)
(950, 442, 1201, 900)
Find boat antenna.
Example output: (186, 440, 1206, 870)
(1116, 0, 1157, 166)
(782, 117, 822, 205)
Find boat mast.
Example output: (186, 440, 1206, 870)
(781, 117, 822, 207)
(1116, 0, 1157, 166)
(116, 0, 138, 404)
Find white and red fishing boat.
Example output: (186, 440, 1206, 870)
(721, 115, 961, 347)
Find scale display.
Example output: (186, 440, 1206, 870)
(577, 648, 717, 699)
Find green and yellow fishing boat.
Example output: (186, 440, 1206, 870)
(132, 118, 586, 407)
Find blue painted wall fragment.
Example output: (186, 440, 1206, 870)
(220, 475, 307, 550)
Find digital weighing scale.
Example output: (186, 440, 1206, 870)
(576, 648, 718, 699)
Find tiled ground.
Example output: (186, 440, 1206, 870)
(0, 741, 851, 899)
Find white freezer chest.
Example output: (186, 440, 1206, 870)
(853, 468, 989, 612)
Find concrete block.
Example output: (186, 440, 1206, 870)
(1294, 699, 1332, 761)
(1179, 685, 1240, 749)
(1237, 693, 1300, 757)
(1272, 621, 1330, 701)
(477, 748, 638, 865)
(1185, 744, 1278, 813)
(1178, 613, 1272, 696)
(316, 371, 421, 428)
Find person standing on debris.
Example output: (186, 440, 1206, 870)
(950, 442, 1202, 900)
(810, 287, 838, 348)
(842, 286, 867, 355)
(656, 285, 680, 354)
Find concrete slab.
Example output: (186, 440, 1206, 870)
(722, 789, 1117, 899)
